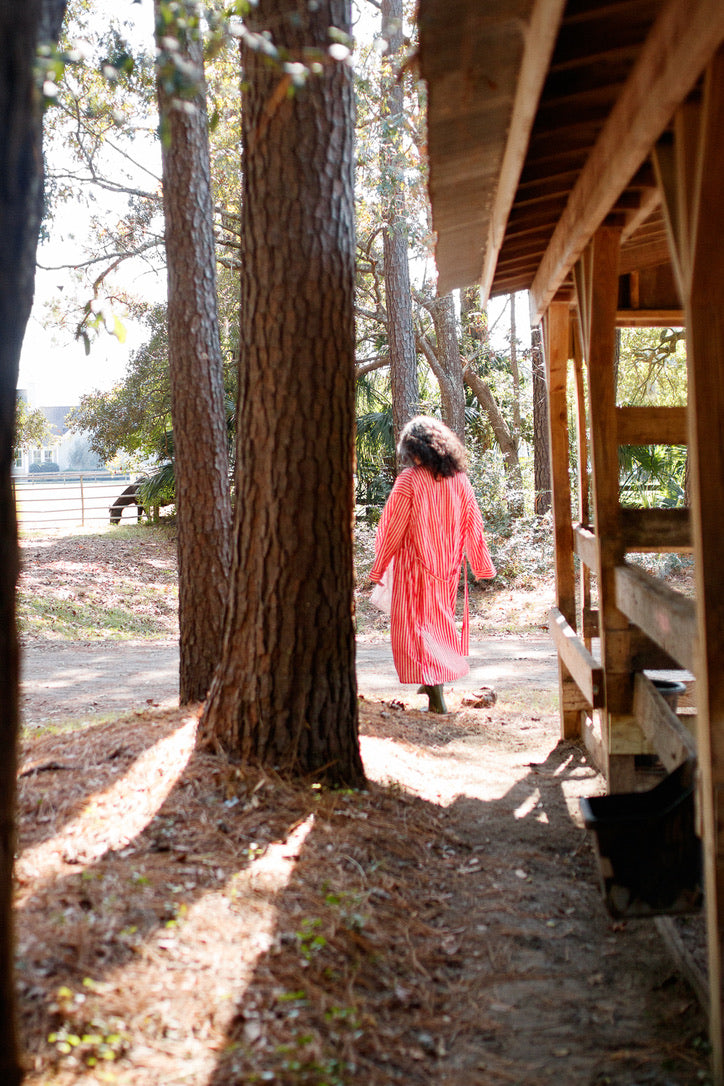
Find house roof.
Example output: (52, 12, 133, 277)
(41, 406, 73, 436)
(417, 0, 724, 321)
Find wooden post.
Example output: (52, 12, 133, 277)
(542, 300, 580, 739)
(577, 226, 637, 793)
(658, 49, 724, 1083)
(572, 331, 593, 649)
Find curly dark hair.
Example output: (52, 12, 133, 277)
(397, 415, 467, 479)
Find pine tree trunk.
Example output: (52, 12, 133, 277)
(381, 0, 418, 451)
(199, 0, 364, 787)
(531, 325, 551, 514)
(155, 1, 232, 703)
(424, 293, 466, 441)
(509, 294, 522, 442)
(0, 2, 67, 1078)
(463, 365, 525, 513)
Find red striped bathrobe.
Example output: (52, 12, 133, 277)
(369, 466, 496, 685)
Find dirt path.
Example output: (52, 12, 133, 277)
(14, 528, 709, 1083)
(20, 635, 558, 722)
(16, 638, 709, 1084)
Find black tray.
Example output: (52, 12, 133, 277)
(580, 759, 702, 918)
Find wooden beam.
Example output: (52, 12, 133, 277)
(474, 0, 566, 298)
(619, 507, 692, 552)
(630, 628, 683, 672)
(616, 405, 688, 445)
(634, 672, 697, 772)
(581, 714, 607, 778)
(678, 48, 724, 1082)
(620, 185, 662, 246)
(529, 0, 724, 322)
(617, 238, 675, 276)
(549, 607, 605, 708)
(583, 226, 640, 790)
(614, 562, 697, 673)
(573, 523, 599, 575)
(544, 302, 576, 626)
(543, 300, 580, 740)
(583, 607, 599, 641)
(572, 339, 593, 648)
(615, 309, 685, 328)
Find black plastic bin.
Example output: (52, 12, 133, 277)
(580, 759, 702, 919)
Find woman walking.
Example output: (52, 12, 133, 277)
(370, 416, 496, 714)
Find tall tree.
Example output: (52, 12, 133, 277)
(154, 0, 232, 703)
(416, 291, 466, 440)
(199, 0, 364, 786)
(0, 3, 67, 1077)
(459, 290, 525, 514)
(380, 0, 418, 451)
(531, 324, 551, 513)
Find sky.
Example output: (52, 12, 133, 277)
(19, 0, 159, 409)
(19, 0, 529, 409)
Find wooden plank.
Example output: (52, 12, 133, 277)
(616, 405, 688, 445)
(434, 0, 566, 295)
(583, 607, 599, 641)
(615, 309, 685, 327)
(573, 523, 599, 574)
(529, 0, 724, 322)
(656, 916, 710, 1016)
(609, 717, 653, 756)
(560, 679, 593, 713)
(634, 672, 697, 771)
(544, 301, 576, 623)
(544, 300, 580, 740)
(581, 713, 606, 778)
(619, 507, 692, 552)
(614, 562, 697, 672)
(617, 238, 674, 276)
(549, 607, 605, 709)
(630, 628, 685, 672)
(678, 48, 724, 1082)
(582, 226, 639, 791)
(572, 340, 593, 648)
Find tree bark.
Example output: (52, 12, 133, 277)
(417, 293, 466, 441)
(0, 2, 67, 1078)
(380, 0, 418, 452)
(531, 324, 551, 513)
(509, 294, 521, 442)
(155, 0, 232, 703)
(199, 0, 364, 787)
(463, 363, 525, 512)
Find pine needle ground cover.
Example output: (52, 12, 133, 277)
(16, 703, 709, 1085)
(14, 527, 708, 1084)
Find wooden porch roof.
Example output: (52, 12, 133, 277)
(417, 0, 724, 321)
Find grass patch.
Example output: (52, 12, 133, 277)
(19, 590, 175, 641)
(18, 524, 178, 642)
(21, 713, 120, 738)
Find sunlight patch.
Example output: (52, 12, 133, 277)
(16, 716, 197, 890)
(513, 789, 542, 820)
(67, 815, 318, 1079)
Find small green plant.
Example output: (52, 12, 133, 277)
(324, 889, 368, 933)
(48, 1023, 130, 1066)
(47, 984, 130, 1068)
(296, 917, 327, 962)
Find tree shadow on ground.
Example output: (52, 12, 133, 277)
(16, 709, 709, 1085)
(205, 738, 708, 1086)
(17, 709, 193, 853)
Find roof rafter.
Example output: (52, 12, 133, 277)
(475, 0, 567, 300)
(528, 0, 724, 322)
